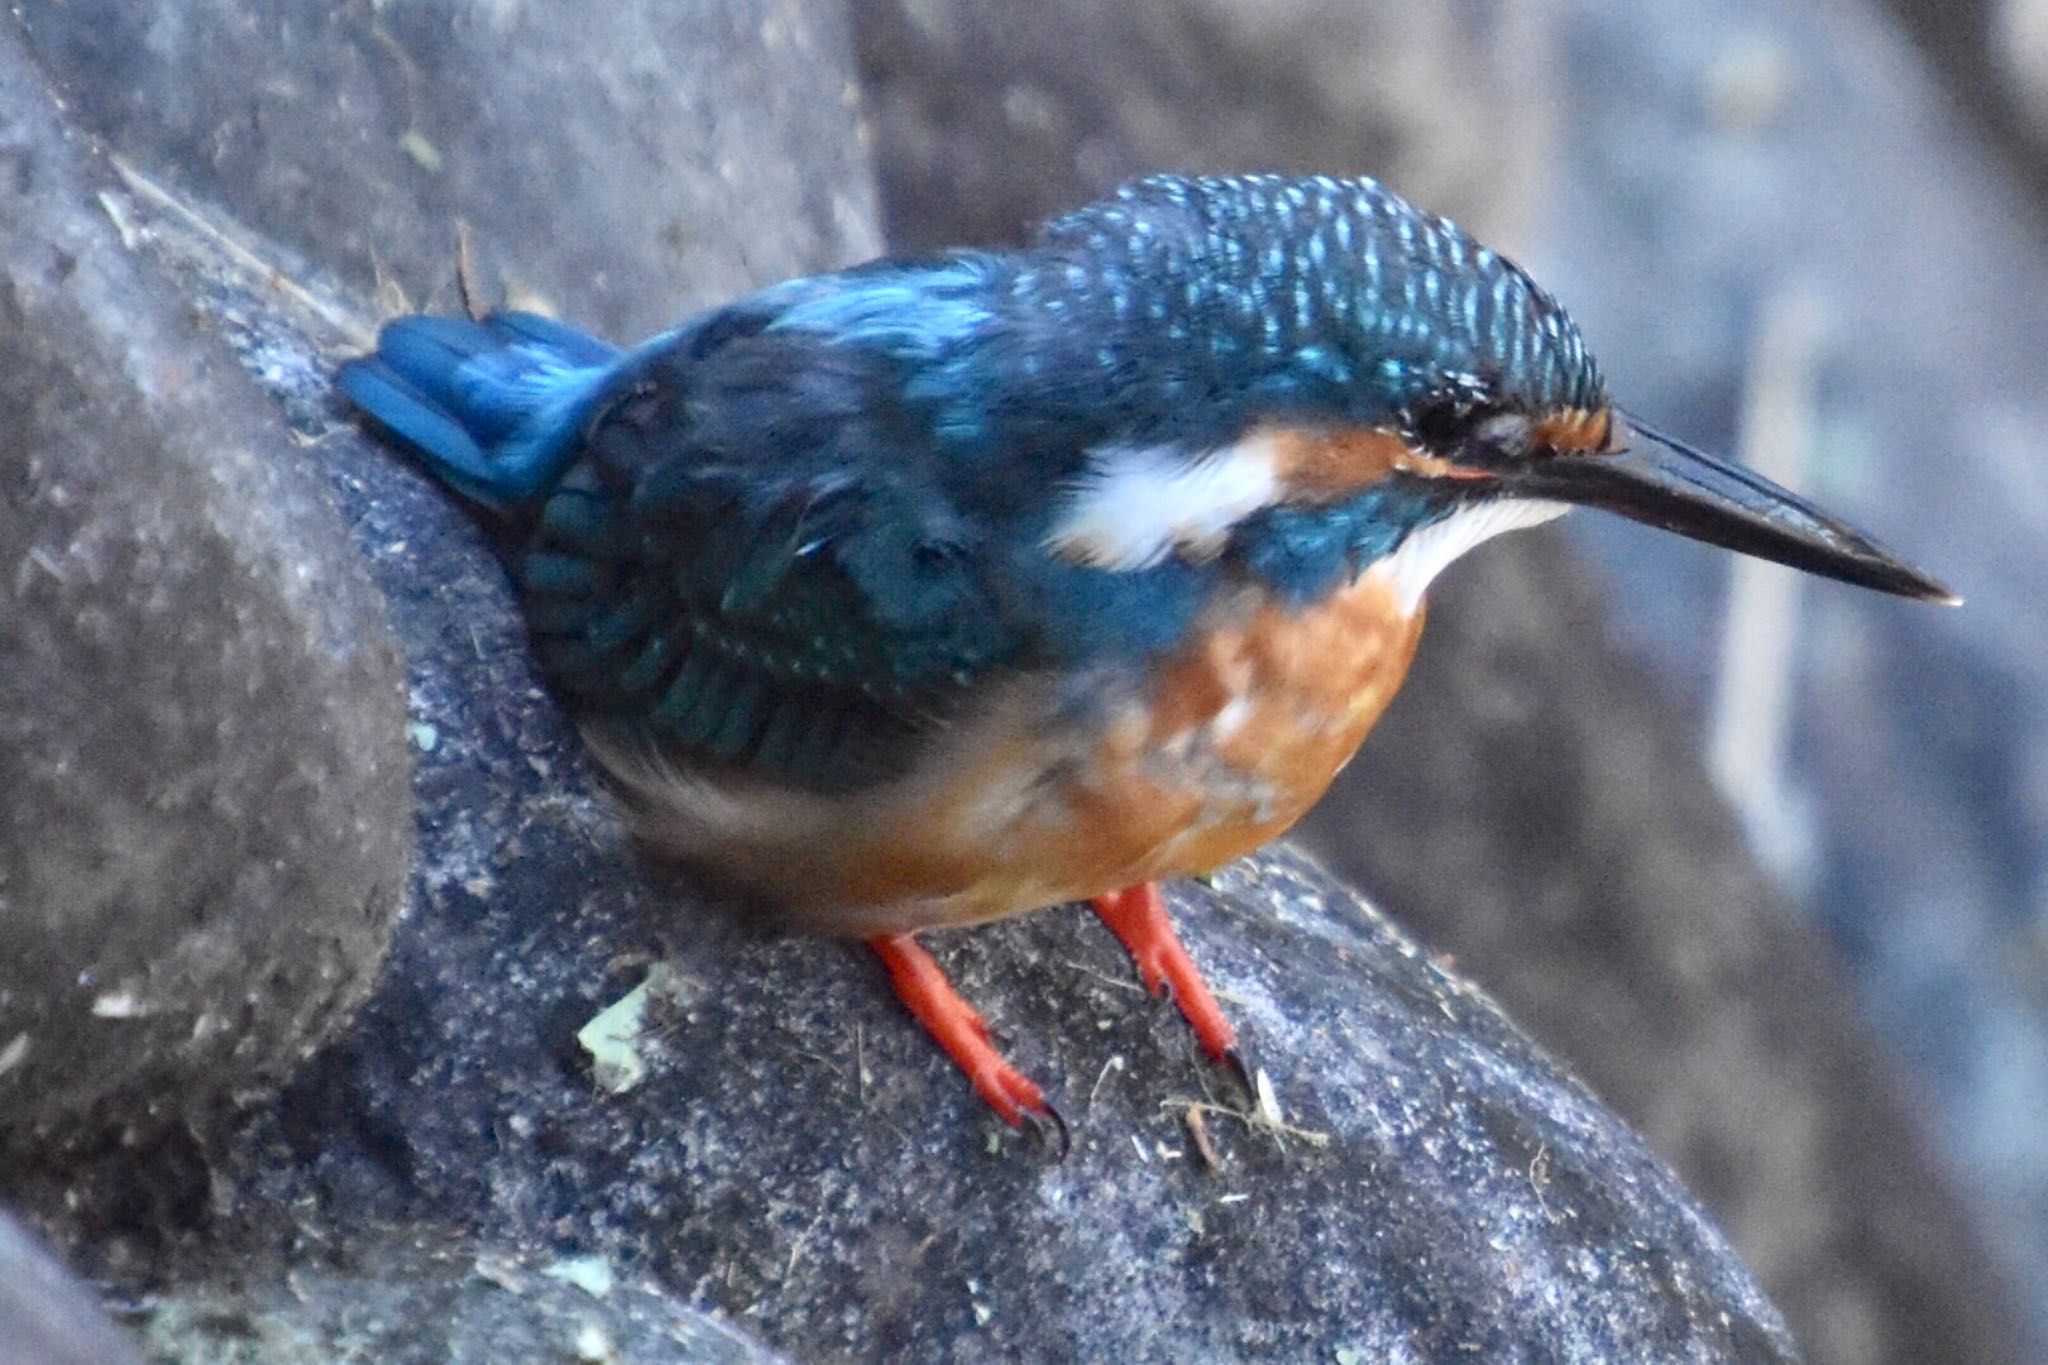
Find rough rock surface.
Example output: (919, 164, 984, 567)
(0, 14, 409, 1153)
(849, 3, 2035, 1361)
(13, 0, 876, 344)
(852, 0, 1554, 251)
(135, 1228, 784, 1365)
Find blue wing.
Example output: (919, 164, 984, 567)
(522, 339, 1020, 790)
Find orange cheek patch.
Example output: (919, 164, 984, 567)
(1534, 405, 1613, 453)
(1260, 407, 1613, 501)
(1258, 424, 1463, 499)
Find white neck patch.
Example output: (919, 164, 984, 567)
(1045, 438, 1282, 570)
(1044, 435, 1569, 611)
(1375, 499, 1571, 614)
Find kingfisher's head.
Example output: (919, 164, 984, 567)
(1041, 174, 1954, 612)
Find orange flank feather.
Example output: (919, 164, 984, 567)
(862, 566, 1420, 930)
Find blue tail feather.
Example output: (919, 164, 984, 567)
(485, 311, 621, 367)
(338, 312, 624, 510)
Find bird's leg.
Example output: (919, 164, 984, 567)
(869, 933, 1065, 1146)
(1089, 883, 1240, 1065)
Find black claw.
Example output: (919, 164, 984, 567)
(1023, 1102, 1071, 1161)
(1219, 1044, 1258, 1103)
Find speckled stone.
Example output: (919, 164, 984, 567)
(135, 1229, 783, 1365)
(15, 0, 880, 342)
(0, 18, 409, 1153)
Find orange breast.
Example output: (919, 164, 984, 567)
(795, 567, 1425, 933)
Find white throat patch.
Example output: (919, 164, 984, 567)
(1044, 435, 1569, 613)
(1375, 499, 1570, 614)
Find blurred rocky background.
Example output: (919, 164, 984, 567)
(1536, 0, 2048, 1355)
(2, 0, 2044, 1361)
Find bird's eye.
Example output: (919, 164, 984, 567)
(1467, 412, 1535, 464)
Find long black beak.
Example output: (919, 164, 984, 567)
(1507, 414, 1958, 604)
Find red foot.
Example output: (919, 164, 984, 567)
(1089, 883, 1238, 1061)
(869, 934, 1062, 1140)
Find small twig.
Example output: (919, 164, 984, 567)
(109, 153, 372, 345)
(370, 246, 412, 321)
(1529, 1143, 1554, 1218)
(1162, 1097, 1330, 1149)
(1086, 1053, 1125, 1109)
(783, 1210, 826, 1282)
(1182, 1105, 1223, 1171)
(779, 1041, 844, 1076)
(455, 218, 485, 321)
(1059, 958, 1147, 996)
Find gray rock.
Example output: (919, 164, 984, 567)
(1876, 0, 2048, 210)
(240, 825, 1801, 1361)
(134, 1229, 782, 1365)
(0, 1209, 145, 1365)
(851, 0, 1553, 250)
(1994, 0, 2048, 145)
(0, 16, 409, 1154)
(15, 0, 879, 343)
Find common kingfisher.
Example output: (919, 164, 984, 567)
(339, 174, 1952, 1137)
